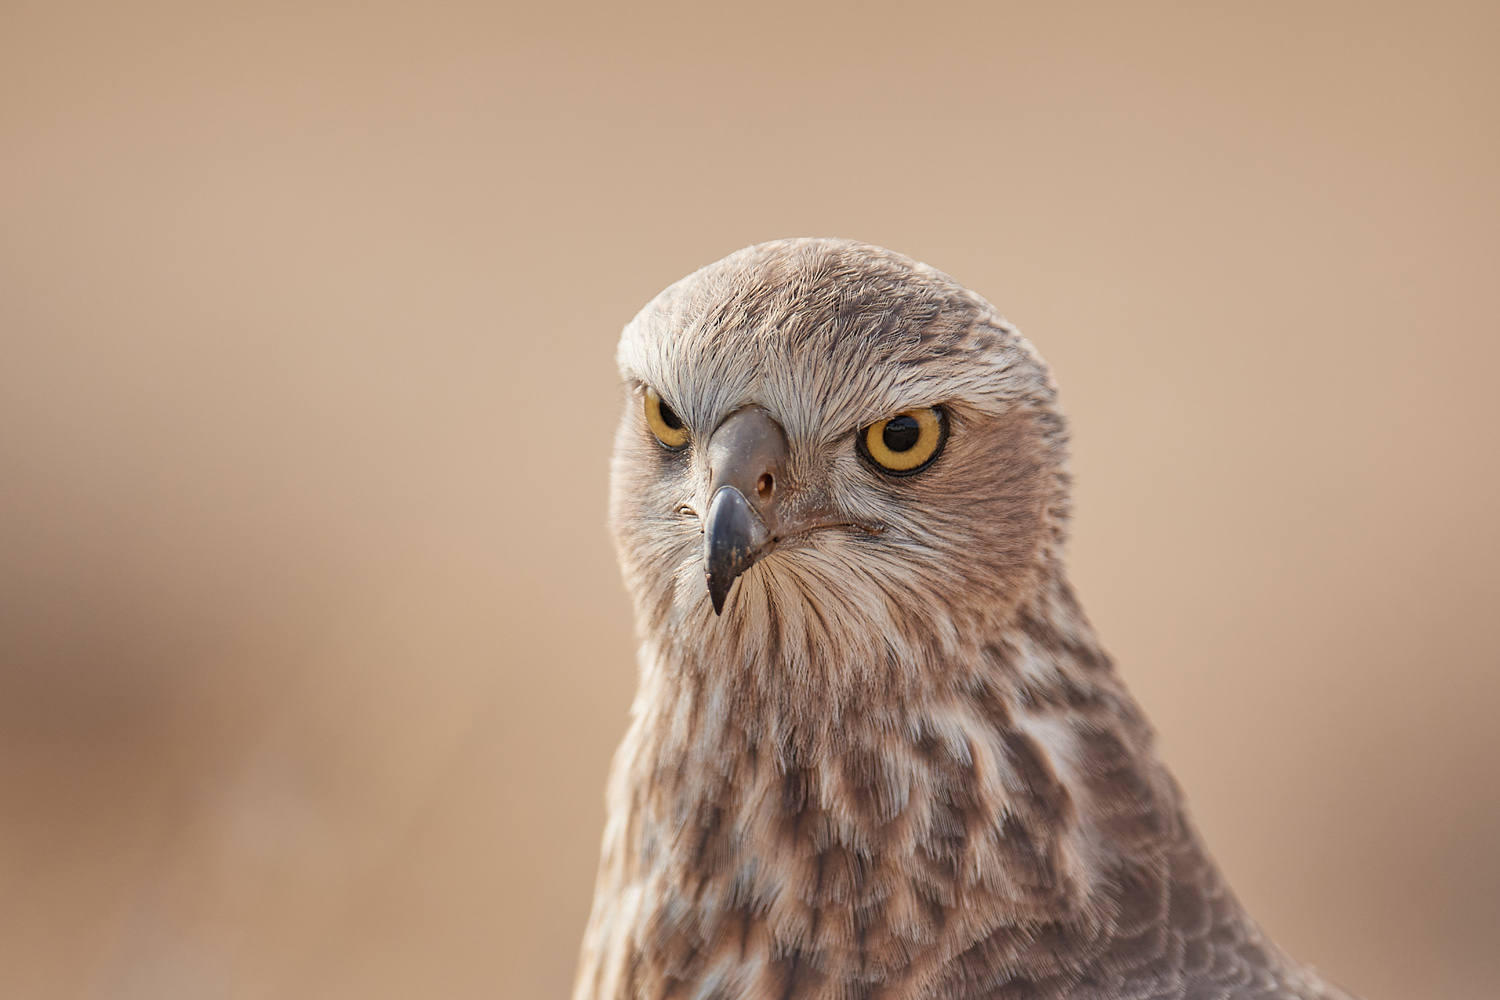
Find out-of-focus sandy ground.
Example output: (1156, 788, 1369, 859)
(1, 2, 1496, 997)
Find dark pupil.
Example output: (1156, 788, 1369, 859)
(658, 399, 683, 430)
(882, 415, 921, 452)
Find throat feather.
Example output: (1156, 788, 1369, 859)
(601, 604, 1179, 996)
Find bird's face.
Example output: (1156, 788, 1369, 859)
(609, 240, 1069, 686)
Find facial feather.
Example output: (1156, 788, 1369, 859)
(611, 240, 1068, 695)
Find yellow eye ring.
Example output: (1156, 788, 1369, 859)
(858, 406, 947, 474)
(644, 386, 690, 449)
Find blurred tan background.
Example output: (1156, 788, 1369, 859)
(1, 2, 1496, 998)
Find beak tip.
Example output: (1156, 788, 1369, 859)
(707, 569, 733, 615)
(703, 485, 769, 619)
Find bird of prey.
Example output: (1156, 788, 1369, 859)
(575, 239, 1357, 1000)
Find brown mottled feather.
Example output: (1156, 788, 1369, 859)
(576, 239, 1357, 1000)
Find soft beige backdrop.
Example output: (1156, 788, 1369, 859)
(1, 2, 1495, 998)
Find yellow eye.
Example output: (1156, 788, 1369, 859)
(644, 386, 690, 449)
(859, 406, 947, 474)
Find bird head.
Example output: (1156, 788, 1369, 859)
(609, 239, 1071, 687)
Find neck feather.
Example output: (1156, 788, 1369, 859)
(577, 574, 1202, 998)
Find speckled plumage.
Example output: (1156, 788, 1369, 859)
(575, 239, 1356, 1000)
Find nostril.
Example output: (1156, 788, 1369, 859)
(756, 473, 773, 500)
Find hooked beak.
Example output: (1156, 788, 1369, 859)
(704, 485, 770, 614)
(702, 407, 789, 615)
